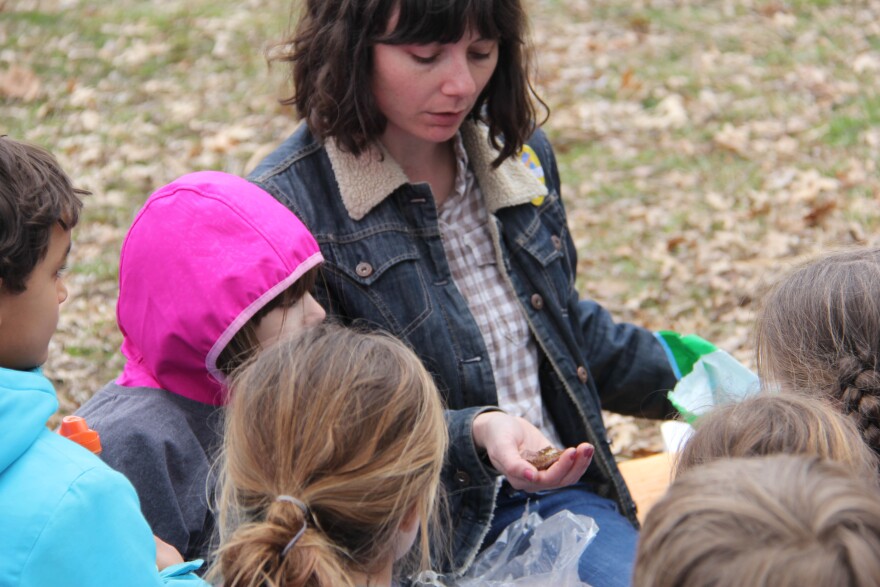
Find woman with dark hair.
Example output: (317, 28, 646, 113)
(249, 1, 679, 584)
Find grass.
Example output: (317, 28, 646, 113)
(825, 95, 880, 146)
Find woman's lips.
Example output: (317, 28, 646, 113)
(426, 110, 466, 126)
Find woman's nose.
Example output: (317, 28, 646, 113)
(440, 54, 477, 97)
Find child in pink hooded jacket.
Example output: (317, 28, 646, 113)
(76, 171, 325, 562)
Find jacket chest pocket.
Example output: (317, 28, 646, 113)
(323, 232, 434, 337)
(514, 194, 574, 310)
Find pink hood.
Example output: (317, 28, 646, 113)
(116, 171, 322, 405)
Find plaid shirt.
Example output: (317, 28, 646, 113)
(438, 135, 562, 447)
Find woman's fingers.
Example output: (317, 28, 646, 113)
(552, 444, 594, 486)
(473, 412, 595, 492)
(507, 444, 594, 492)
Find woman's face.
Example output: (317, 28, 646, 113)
(371, 23, 499, 149)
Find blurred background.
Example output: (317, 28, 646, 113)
(3, 0, 879, 457)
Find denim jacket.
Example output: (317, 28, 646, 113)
(249, 121, 677, 572)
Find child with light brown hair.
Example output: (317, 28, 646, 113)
(209, 323, 448, 587)
(674, 392, 878, 480)
(633, 455, 880, 587)
(756, 247, 880, 462)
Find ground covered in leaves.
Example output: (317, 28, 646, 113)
(3, 0, 879, 457)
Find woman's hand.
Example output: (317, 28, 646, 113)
(154, 535, 184, 570)
(472, 412, 594, 493)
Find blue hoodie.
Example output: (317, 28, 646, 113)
(0, 366, 205, 586)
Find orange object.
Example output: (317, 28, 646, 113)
(59, 415, 102, 454)
(618, 452, 675, 523)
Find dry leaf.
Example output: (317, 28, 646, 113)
(0, 65, 40, 101)
(804, 199, 837, 227)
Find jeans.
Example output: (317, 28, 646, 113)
(484, 482, 638, 587)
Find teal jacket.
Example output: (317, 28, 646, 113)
(0, 366, 205, 586)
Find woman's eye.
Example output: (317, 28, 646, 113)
(411, 52, 438, 64)
(469, 51, 492, 61)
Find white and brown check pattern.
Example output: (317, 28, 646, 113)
(437, 135, 562, 447)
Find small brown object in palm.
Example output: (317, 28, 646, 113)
(522, 446, 564, 470)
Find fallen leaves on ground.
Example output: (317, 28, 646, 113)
(3, 0, 879, 455)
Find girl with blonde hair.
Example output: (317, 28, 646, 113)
(210, 323, 448, 587)
(675, 392, 878, 480)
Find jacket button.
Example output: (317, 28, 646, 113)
(356, 262, 373, 278)
(551, 235, 562, 250)
(530, 294, 544, 310)
(577, 366, 588, 383)
(454, 470, 471, 486)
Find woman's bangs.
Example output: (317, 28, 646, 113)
(380, 0, 501, 45)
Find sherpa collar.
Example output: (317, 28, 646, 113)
(323, 121, 548, 221)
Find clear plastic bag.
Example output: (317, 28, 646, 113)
(667, 349, 761, 423)
(414, 509, 598, 587)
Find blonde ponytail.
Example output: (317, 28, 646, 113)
(209, 324, 447, 587)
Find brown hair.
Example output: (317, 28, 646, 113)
(755, 247, 880, 460)
(0, 137, 86, 293)
(215, 265, 319, 375)
(675, 393, 878, 480)
(210, 323, 448, 587)
(634, 455, 880, 587)
(273, 0, 546, 166)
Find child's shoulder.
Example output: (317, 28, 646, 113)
(0, 428, 142, 545)
(77, 383, 219, 441)
(0, 429, 166, 587)
(75, 383, 222, 479)
(6, 427, 132, 499)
